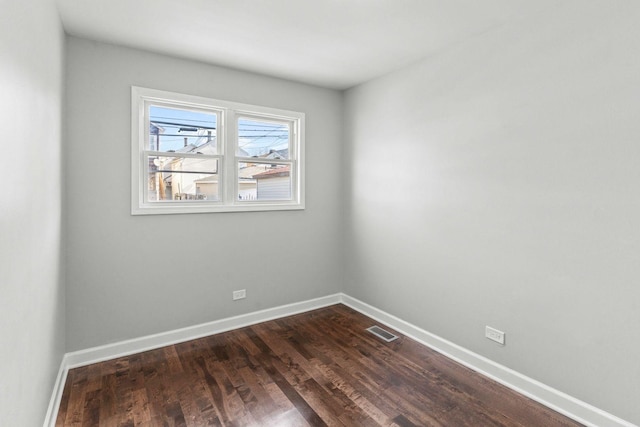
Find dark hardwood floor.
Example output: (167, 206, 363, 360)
(55, 304, 583, 426)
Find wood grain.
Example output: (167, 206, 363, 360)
(55, 304, 583, 426)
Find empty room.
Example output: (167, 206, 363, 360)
(1, 0, 638, 426)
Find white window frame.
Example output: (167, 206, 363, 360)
(131, 86, 305, 215)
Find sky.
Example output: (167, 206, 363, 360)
(149, 105, 289, 157)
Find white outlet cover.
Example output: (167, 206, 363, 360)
(233, 289, 246, 300)
(485, 326, 505, 345)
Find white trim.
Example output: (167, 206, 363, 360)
(45, 293, 637, 427)
(42, 354, 69, 427)
(340, 294, 637, 427)
(131, 86, 305, 215)
(65, 294, 340, 369)
(44, 293, 340, 426)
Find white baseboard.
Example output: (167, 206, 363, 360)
(42, 356, 69, 427)
(43, 293, 341, 426)
(45, 292, 636, 427)
(341, 294, 637, 427)
(63, 293, 342, 369)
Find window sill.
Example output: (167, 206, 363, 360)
(131, 202, 305, 215)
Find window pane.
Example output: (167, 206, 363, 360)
(238, 162, 291, 201)
(237, 118, 289, 159)
(148, 156, 219, 201)
(149, 105, 217, 154)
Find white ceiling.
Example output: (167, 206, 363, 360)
(55, 0, 549, 90)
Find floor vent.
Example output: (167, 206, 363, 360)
(366, 325, 399, 342)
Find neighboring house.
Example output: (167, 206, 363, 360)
(148, 122, 165, 199)
(241, 149, 291, 200)
(167, 137, 218, 200)
(260, 148, 288, 160)
(151, 125, 219, 201)
(193, 175, 218, 200)
(151, 123, 291, 201)
(253, 165, 291, 200)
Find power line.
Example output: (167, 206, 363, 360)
(151, 119, 216, 130)
(238, 121, 287, 127)
(150, 115, 216, 124)
(237, 129, 288, 132)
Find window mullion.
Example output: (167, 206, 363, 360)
(145, 150, 220, 160)
(234, 158, 293, 166)
(224, 109, 237, 206)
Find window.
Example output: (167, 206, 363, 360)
(131, 87, 304, 214)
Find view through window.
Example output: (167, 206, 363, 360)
(132, 87, 304, 214)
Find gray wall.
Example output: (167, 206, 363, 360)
(13, 3, 636, 424)
(344, 2, 640, 424)
(65, 37, 344, 351)
(0, 0, 65, 425)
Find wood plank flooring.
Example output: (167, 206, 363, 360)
(55, 304, 583, 426)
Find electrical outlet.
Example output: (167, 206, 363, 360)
(485, 326, 505, 345)
(232, 289, 246, 300)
